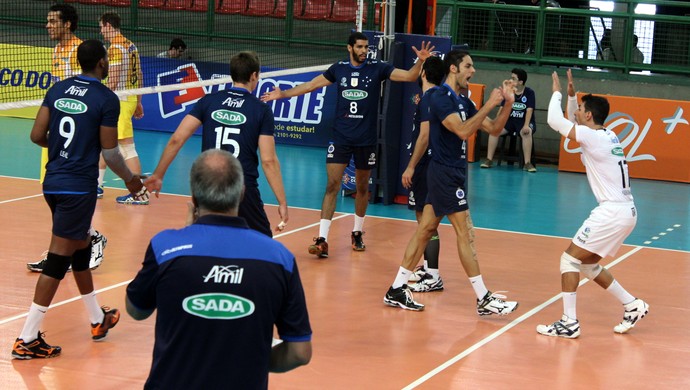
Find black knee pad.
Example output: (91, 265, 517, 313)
(42, 253, 72, 280)
(71, 245, 92, 272)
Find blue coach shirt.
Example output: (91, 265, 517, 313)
(322, 59, 394, 146)
(127, 215, 312, 390)
(42, 75, 120, 193)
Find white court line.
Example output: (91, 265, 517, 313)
(0, 213, 350, 326)
(402, 246, 645, 390)
(0, 193, 43, 204)
(0, 280, 131, 326)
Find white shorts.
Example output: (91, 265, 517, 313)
(572, 202, 637, 258)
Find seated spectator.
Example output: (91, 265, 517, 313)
(481, 68, 537, 172)
(632, 34, 644, 64)
(157, 38, 187, 59)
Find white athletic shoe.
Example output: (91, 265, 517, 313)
(408, 265, 427, 283)
(409, 273, 444, 292)
(614, 298, 649, 334)
(89, 231, 107, 270)
(476, 291, 519, 316)
(537, 314, 581, 339)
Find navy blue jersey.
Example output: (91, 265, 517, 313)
(127, 215, 312, 390)
(409, 86, 437, 166)
(428, 84, 477, 168)
(42, 75, 120, 193)
(322, 59, 395, 146)
(502, 86, 536, 133)
(189, 87, 274, 185)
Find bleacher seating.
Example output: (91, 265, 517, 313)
(138, 0, 165, 8)
(217, 0, 248, 14)
(273, 0, 304, 18)
(243, 0, 275, 16)
(296, 0, 332, 20)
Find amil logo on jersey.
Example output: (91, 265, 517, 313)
(157, 64, 207, 118)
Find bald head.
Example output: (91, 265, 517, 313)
(190, 149, 244, 214)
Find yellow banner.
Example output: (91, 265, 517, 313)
(0, 44, 53, 119)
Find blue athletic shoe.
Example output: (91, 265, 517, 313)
(97, 185, 104, 199)
(115, 194, 149, 205)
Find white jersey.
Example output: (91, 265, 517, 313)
(574, 125, 634, 204)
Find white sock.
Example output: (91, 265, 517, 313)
(392, 266, 412, 289)
(82, 291, 104, 325)
(319, 219, 331, 240)
(98, 169, 106, 186)
(562, 292, 577, 320)
(19, 303, 49, 342)
(423, 260, 429, 269)
(427, 268, 439, 279)
(353, 215, 365, 232)
(469, 275, 489, 300)
(89, 226, 96, 237)
(606, 280, 636, 305)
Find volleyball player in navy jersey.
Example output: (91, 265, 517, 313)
(401, 56, 445, 293)
(12, 40, 147, 359)
(262, 31, 433, 257)
(145, 51, 288, 237)
(384, 50, 519, 313)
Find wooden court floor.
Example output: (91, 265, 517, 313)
(1, 176, 689, 389)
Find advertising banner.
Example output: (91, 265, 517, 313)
(138, 56, 338, 146)
(558, 94, 690, 183)
(0, 44, 52, 119)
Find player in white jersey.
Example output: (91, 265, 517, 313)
(536, 69, 649, 339)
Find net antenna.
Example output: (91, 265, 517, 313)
(379, 0, 395, 62)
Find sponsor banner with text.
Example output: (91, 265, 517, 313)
(559, 94, 690, 183)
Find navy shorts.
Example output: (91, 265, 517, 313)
(426, 161, 469, 217)
(326, 144, 377, 170)
(408, 159, 429, 212)
(506, 122, 536, 136)
(239, 184, 272, 237)
(44, 193, 96, 240)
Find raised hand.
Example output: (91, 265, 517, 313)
(552, 71, 561, 93)
(487, 87, 504, 107)
(412, 41, 435, 62)
(566, 69, 576, 97)
(501, 79, 516, 104)
(261, 86, 283, 102)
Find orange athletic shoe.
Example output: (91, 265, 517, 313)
(91, 306, 120, 341)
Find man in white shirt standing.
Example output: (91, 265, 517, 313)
(537, 69, 649, 339)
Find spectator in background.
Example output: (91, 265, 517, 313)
(597, 28, 615, 61)
(157, 38, 187, 59)
(127, 149, 312, 389)
(481, 68, 537, 172)
(395, 0, 428, 35)
(632, 34, 644, 64)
